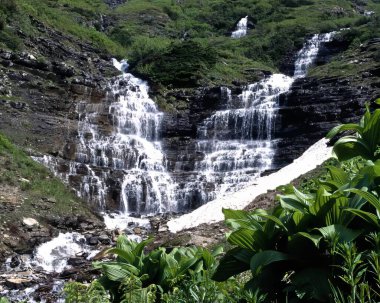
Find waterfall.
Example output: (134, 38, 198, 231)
(231, 16, 248, 38)
(33, 32, 334, 217)
(34, 69, 177, 216)
(173, 32, 335, 209)
(175, 74, 294, 208)
(293, 32, 335, 78)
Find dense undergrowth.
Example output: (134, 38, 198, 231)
(0, 0, 380, 87)
(52, 100, 380, 302)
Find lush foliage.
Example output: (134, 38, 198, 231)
(1, 0, 379, 86)
(213, 101, 380, 302)
(132, 40, 218, 87)
(64, 235, 253, 303)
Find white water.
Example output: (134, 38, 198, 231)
(177, 74, 294, 206)
(294, 32, 335, 78)
(34, 63, 177, 216)
(231, 16, 248, 38)
(168, 138, 333, 232)
(167, 32, 336, 231)
(33, 32, 335, 221)
(30, 232, 91, 273)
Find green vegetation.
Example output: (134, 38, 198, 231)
(64, 236, 253, 302)
(0, 133, 97, 224)
(212, 101, 380, 302)
(1, 0, 379, 87)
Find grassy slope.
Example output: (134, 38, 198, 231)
(0, 133, 98, 225)
(1, 0, 379, 87)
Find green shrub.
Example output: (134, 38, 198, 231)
(213, 101, 380, 302)
(133, 40, 217, 87)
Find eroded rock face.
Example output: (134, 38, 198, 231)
(274, 40, 380, 167)
(1, 19, 379, 218)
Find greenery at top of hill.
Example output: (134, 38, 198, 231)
(0, 0, 379, 87)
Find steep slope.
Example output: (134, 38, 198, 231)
(0, 0, 379, 238)
(0, 134, 103, 262)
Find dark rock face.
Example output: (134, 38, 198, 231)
(274, 74, 380, 167)
(103, 0, 126, 9)
(1, 15, 380, 218)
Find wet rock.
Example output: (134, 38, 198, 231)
(87, 236, 98, 246)
(133, 227, 142, 235)
(5, 278, 33, 289)
(10, 255, 21, 268)
(67, 257, 87, 267)
(98, 234, 111, 245)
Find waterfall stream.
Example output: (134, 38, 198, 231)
(0, 32, 337, 302)
(33, 32, 335, 220)
(231, 16, 249, 38)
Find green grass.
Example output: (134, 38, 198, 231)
(0, 133, 97, 225)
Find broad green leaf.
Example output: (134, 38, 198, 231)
(106, 248, 135, 264)
(250, 250, 289, 276)
(363, 109, 380, 153)
(101, 263, 136, 281)
(333, 136, 372, 161)
(294, 232, 322, 248)
(133, 237, 153, 258)
(311, 187, 331, 215)
(201, 249, 214, 269)
(254, 208, 288, 232)
(212, 248, 250, 281)
(293, 187, 314, 204)
(326, 123, 363, 139)
(228, 228, 256, 251)
(317, 224, 361, 243)
(345, 188, 380, 212)
(375, 98, 380, 105)
(325, 197, 347, 226)
(343, 208, 380, 227)
(223, 208, 252, 221)
(223, 208, 263, 231)
(211, 245, 224, 257)
(327, 166, 350, 185)
(279, 195, 308, 213)
(232, 247, 254, 264)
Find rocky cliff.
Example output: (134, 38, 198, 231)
(1, 26, 380, 215)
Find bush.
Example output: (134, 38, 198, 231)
(63, 235, 251, 302)
(213, 101, 380, 302)
(132, 40, 217, 87)
(0, 0, 17, 14)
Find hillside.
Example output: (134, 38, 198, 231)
(0, 0, 380, 301)
(1, 0, 380, 89)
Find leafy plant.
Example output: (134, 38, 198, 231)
(213, 103, 380, 302)
(64, 281, 111, 303)
(326, 99, 380, 161)
(92, 235, 224, 302)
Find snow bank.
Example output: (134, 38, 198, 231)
(167, 138, 332, 233)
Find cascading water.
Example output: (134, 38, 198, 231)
(34, 32, 334, 217)
(173, 32, 335, 209)
(294, 32, 335, 78)
(34, 64, 177, 216)
(231, 16, 249, 38)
